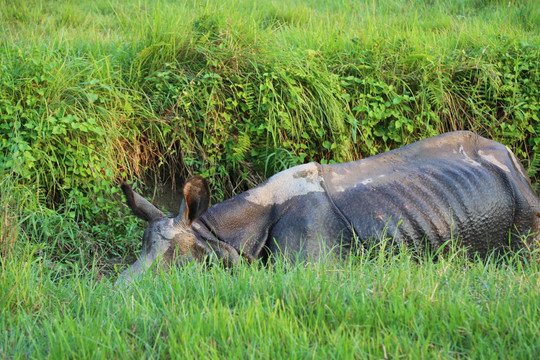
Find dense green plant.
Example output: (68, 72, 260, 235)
(0, 2, 538, 356)
(0, 0, 538, 263)
(1, 242, 539, 358)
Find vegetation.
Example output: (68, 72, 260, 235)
(2, 246, 539, 359)
(1, 0, 539, 261)
(0, 0, 539, 358)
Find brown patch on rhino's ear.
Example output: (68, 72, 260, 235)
(182, 175, 210, 225)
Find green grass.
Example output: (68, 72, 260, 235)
(0, 1, 539, 357)
(2, 246, 539, 359)
(1, 0, 539, 262)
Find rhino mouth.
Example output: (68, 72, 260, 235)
(115, 237, 173, 285)
(115, 257, 151, 286)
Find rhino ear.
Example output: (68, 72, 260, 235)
(121, 183, 166, 222)
(176, 176, 210, 226)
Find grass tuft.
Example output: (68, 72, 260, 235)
(1, 245, 539, 358)
(0, 2, 539, 355)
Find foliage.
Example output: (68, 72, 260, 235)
(1, 244, 539, 359)
(0, 0, 538, 263)
(0, 2, 538, 356)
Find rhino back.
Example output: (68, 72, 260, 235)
(323, 131, 535, 256)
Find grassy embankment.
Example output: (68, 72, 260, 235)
(1, 0, 539, 358)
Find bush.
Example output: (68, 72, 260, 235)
(0, 0, 538, 263)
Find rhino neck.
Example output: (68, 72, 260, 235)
(190, 217, 243, 264)
(192, 162, 334, 262)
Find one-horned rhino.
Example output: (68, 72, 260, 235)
(116, 131, 540, 284)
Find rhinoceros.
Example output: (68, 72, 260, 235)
(116, 131, 539, 284)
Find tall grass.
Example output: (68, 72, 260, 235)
(1, 2, 538, 357)
(1, 244, 539, 359)
(1, 1, 539, 260)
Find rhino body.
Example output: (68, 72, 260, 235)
(117, 131, 540, 283)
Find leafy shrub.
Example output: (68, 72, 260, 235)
(0, 0, 538, 264)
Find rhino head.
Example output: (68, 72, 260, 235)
(115, 176, 214, 285)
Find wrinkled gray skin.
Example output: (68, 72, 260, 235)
(116, 131, 540, 285)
